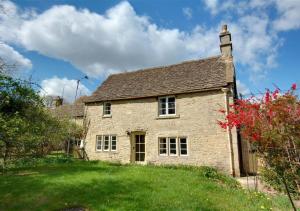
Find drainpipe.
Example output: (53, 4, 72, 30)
(221, 87, 236, 177)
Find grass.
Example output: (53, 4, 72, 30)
(0, 159, 293, 211)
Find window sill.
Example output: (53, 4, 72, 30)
(95, 150, 118, 153)
(169, 154, 178, 157)
(156, 114, 180, 120)
(102, 115, 112, 118)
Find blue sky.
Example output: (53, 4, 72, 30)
(1, 0, 300, 102)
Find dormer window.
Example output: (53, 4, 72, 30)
(159, 96, 176, 116)
(103, 102, 111, 116)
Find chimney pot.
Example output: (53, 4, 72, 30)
(222, 24, 227, 33)
(54, 96, 63, 107)
(219, 24, 232, 57)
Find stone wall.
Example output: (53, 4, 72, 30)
(84, 90, 240, 175)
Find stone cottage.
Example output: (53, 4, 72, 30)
(84, 25, 247, 176)
(50, 96, 88, 149)
(50, 96, 87, 127)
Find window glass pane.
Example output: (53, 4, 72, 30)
(181, 149, 187, 155)
(160, 98, 166, 104)
(169, 138, 177, 155)
(159, 138, 167, 155)
(135, 135, 140, 144)
(140, 143, 145, 152)
(168, 102, 175, 109)
(96, 136, 102, 150)
(168, 97, 175, 114)
(159, 98, 167, 115)
(168, 108, 175, 114)
(104, 102, 111, 115)
(140, 153, 145, 161)
(135, 153, 140, 161)
(104, 135, 109, 150)
(111, 136, 117, 151)
(160, 108, 166, 115)
(168, 97, 175, 103)
(180, 138, 187, 155)
(140, 135, 145, 143)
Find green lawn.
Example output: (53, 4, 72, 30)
(0, 160, 292, 211)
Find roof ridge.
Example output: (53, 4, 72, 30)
(109, 55, 222, 77)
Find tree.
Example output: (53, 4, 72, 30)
(218, 84, 300, 210)
(0, 74, 81, 170)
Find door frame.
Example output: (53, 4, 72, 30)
(130, 131, 146, 164)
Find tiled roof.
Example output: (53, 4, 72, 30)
(85, 55, 234, 102)
(50, 96, 87, 118)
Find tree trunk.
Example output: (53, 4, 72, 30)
(2, 142, 9, 173)
(282, 174, 297, 211)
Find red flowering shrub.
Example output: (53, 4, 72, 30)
(218, 84, 300, 208)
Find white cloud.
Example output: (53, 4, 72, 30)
(201, 0, 282, 78)
(202, 0, 300, 32)
(0, 0, 35, 43)
(40, 76, 90, 103)
(0, 0, 294, 81)
(249, 0, 274, 9)
(273, 0, 300, 31)
(202, 0, 243, 15)
(236, 80, 250, 96)
(18, 2, 195, 77)
(0, 0, 22, 42)
(0, 0, 33, 74)
(15, 2, 226, 78)
(203, 0, 219, 15)
(229, 15, 280, 75)
(182, 7, 192, 19)
(0, 43, 32, 70)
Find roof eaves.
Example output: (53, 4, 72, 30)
(84, 86, 226, 104)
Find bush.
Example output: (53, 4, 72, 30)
(6, 155, 75, 170)
(154, 165, 240, 189)
(198, 166, 241, 188)
(261, 167, 300, 197)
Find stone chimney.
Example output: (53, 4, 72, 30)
(53, 96, 63, 107)
(219, 24, 232, 57)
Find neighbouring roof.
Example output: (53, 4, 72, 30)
(50, 96, 88, 118)
(85, 55, 234, 103)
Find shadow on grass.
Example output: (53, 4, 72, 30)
(0, 168, 152, 210)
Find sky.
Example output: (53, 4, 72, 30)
(0, 0, 300, 102)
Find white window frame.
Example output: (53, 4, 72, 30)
(111, 135, 117, 151)
(158, 137, 188, 157)
(103, 135, 110, 151)
(95, 135, 117, 152)
(168, 137, 178, 156)
(158, 137, 168, 156)
(103, 102, 111, 116)
(96, 135, 102, 151)
(158, 96, 176, 116)
(179, 137, 188, 156)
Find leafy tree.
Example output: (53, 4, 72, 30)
(0, 74, 82, 170)
(218, 84, 300, 210)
